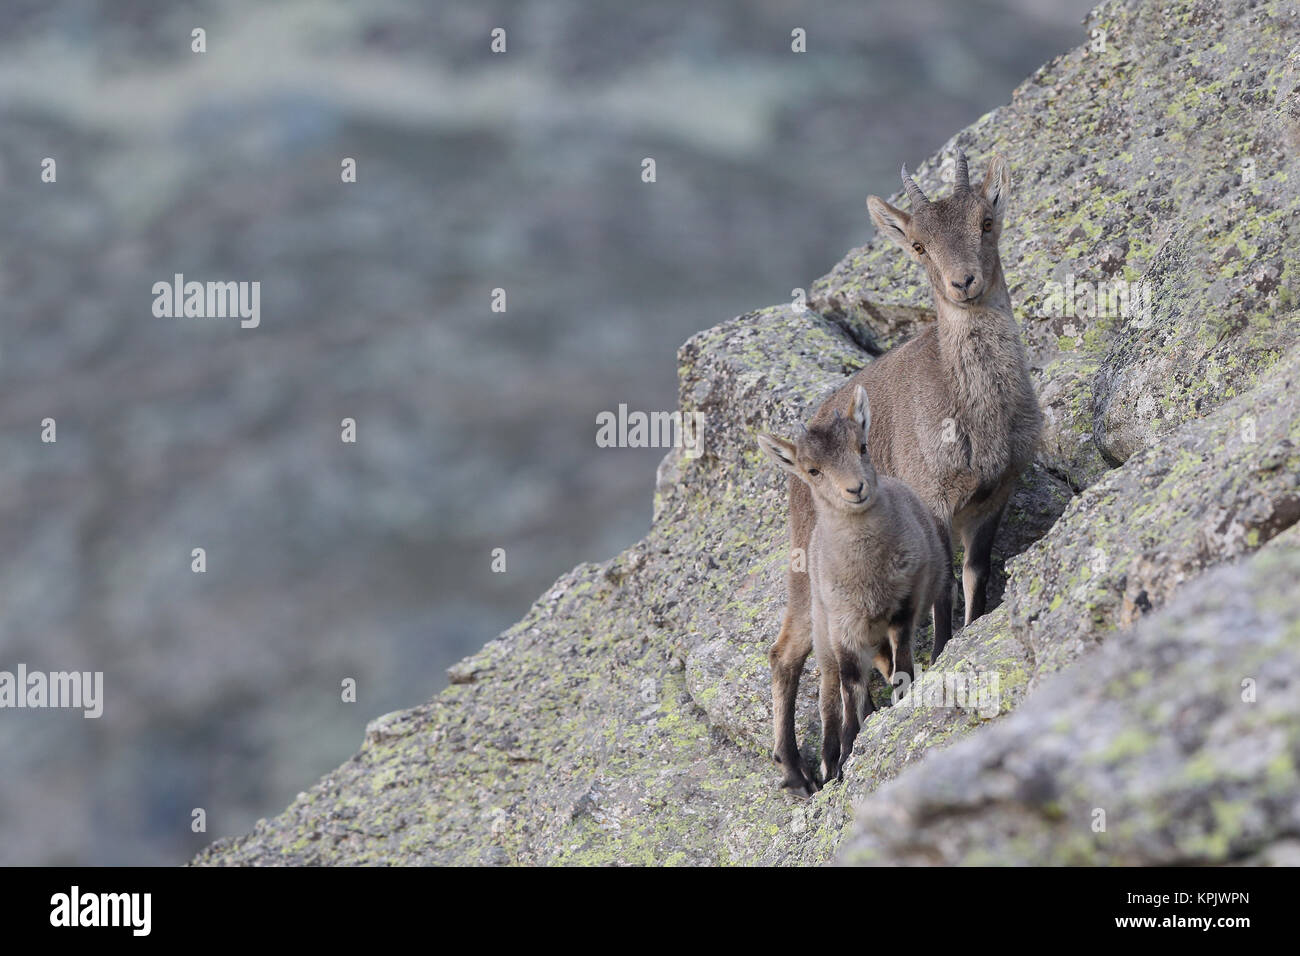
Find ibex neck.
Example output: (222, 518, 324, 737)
(812, 501, 887, 541)
(930, 256, 1028, 409)
(933, 258, 1023, 348)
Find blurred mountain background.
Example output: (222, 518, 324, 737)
(0, 0, 1093, 864)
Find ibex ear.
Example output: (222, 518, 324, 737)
(980, 154, 1011, 219)
(850, 385, 871, 438)
(757, 432, 799, 475)
(867, 196, 911, 252)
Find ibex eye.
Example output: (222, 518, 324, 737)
(912, 242, 926, 255)
(981, 218, 993, 232)
(807, 468, 820, 477)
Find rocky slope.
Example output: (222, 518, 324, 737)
(195, 0, 1300, 865)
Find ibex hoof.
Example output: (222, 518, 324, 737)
(819, 761, 845, 786)
(778, 766, 819, 797)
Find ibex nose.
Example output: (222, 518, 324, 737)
(846, 481, 864, 497)
(952, 274, 976, 291)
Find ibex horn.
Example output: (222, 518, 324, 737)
(955, 149, 970, 190)
(900, 164, 929, 207)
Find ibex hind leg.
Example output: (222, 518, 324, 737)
(883, 597, 914, 685)
(887, 605, 916, 703)
(769, 606, 816, 795)
(769, 477, 818, 795)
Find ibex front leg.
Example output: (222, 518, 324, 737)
(834, 652, 872, 783)
(961, 494, 1009, 626)
(930, 517, 956, 661)
(817, 653, 844, 786)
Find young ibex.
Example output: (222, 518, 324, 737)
(767, 151, 1041, 793)
(758, 386, 947, 791)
